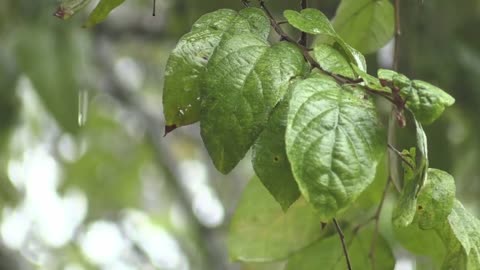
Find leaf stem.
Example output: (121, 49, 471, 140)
(387, 143, 414, 170)
(333, 218, 353, 270)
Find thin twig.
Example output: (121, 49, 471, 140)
(387, 0, 403, 199)
(387, 143, 414, 170)
(352, 177, 392, 236)
(393, 0, 402, 70)
(152, 0, 156, 16)
(299, 0, 308, 46)
(333, 218, 353, 270)
(368, 178, 391, 270)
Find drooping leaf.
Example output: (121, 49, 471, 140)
(414, 117, 429, 193)
(332, 0, 394, 54)
(401, 80, 456, 125)
(83, 0, 126, 28)
(163, 8, 270, 129)
(284, 8, 367, 72)
(228, 176, 325, 262)
(252, 89, 300, 211)
(416, 169, 455, 230)
(286, 227, 395, 270)
(201, 36, 306, 174)
(393, 117, 429, 227)
(285, 76, 385, 219)
(436, 200, 480, 269)
(392, 147, 418, 228)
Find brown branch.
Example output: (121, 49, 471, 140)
(393, 0, 402, 71)
(299, 0, 308, 46)
(333, 218, 353, 270)
(388, 0, 403, 202)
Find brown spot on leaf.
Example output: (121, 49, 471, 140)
(164, 124, 177, 136)
(321, 222, 327, 230)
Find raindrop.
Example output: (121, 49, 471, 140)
(78, 89, 89, 127)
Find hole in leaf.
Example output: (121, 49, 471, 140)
(273, 156, 280, 163)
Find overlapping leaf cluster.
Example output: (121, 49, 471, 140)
(158, 1, 479, 268)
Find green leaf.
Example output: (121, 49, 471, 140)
(284, 8, 367, 72)
(393, 118, 429, 227)
(284, 8, 337, 37)
(285, 76, 385, 219)
(377, 69, 455, 124)
(241, 262, 285, 270)
(436, 200, 480, 269)
(394, 223, 446, 266)
(312, 43, 355, 78)
(353, 66, 390, 92)
(163, 8, 270, 129)
(83, 0, 125, 28)
(401, 80, 456, 125)
(286, 227, 395, 270)
(332, 0, 394, 54)
(416, 169, 455, 230)
(201, 37, 306, 174)
(228, 176, 325, 262)
(252, 90, 300, 211)
(377, 68, 411, 89)
(414, 117, 429, 191)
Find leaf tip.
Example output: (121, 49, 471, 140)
(164, 124, 177, 136)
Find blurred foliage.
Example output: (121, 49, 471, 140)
(60, 100, 152, 219)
